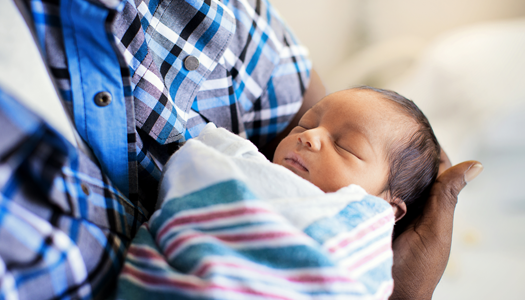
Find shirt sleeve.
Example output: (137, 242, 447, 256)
(240, 0, 312, 147)
(0, 88, 147, 300)
(186, 0, 312, 148)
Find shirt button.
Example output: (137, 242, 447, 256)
(184, 55, 200, 71)
(81, 183, 91, 197)
(94, 91, 112, 106)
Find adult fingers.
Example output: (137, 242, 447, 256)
(420, 160, 483, 234)
(391, 161, 483, 300)
(390, 161, 483, 300)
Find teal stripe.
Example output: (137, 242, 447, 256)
(150, 180, 258, 234)
(304, 195, 391, 244)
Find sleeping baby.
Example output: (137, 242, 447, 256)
(158, 86, 440, 226)
(273, 86, 441, 224)
(134, 86, 441, 299)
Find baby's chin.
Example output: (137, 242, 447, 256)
(273, 160, 311, 182)
(274, 155, 351, 193)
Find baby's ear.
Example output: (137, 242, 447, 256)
(389, 198, 407, 222)
(379, 191, 407, 222)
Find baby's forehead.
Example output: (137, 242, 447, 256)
(316, 89, 415, 122)
(314, 89, 417, 144)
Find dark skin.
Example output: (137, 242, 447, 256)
(391, 154, 482, 299)
(262, 71, 483, 299)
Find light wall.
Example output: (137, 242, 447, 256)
(271, 0, 525, 90)
(270, 0, 362, 83)
(363, 0, 525, 43)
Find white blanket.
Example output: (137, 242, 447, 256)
(158, 123, 377, 230)
(116, 123, 395, 300)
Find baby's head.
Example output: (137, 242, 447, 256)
(273, 86, 440, 222)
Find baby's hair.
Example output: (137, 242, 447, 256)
(354, 86, 441, 238)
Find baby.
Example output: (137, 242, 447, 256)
(273, 86, 441, 225)
(147, 86, 437, 299)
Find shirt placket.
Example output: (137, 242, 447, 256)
(60, 0, 131, 196)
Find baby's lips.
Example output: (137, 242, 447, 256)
(284, 152, 309, 172)
(290, 152, 309, 171)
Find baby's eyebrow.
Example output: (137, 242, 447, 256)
(341, 119, 367, 135)
(340, 121, 375, 157)
(300, 105, 322, 123)
(309, 104, 324, 117)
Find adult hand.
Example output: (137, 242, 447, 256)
(390, 153, 483, 299)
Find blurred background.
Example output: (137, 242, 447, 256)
(271, 0, 525, 298)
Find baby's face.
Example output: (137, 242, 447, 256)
(273, 89, 414, 197)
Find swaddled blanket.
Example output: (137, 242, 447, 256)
(116, 124, 395, 299)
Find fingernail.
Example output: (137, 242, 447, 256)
(465, 163, 483, 182)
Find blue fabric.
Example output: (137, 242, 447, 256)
(0, 0, 312, 298)
(61, 0, 130, 196)
(0, 88, 146, 299)
(29, 0, 311, 209)
(116, 178, 395, 299)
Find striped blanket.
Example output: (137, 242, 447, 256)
(115, 124, 395, 299)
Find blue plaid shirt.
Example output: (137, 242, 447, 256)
(0, 0, 311, 298)
(0, 89, 147, 299)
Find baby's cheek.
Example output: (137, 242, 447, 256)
(272, 145, 285, 165)
(326, 169, 357, 192)
(312, 173, 347, 193)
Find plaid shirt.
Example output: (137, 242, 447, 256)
(1, 0, 311, 298)
(0, 89, 147, 299)
(29, 0, 311, 210)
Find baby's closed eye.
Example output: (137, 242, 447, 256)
(335, 141, 362, 160)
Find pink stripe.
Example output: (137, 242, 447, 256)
(346, 243, 392, 271)
(121, 264, 298, 300)
(214, 231, 297, 242)
(157, 206, 272, 240)
(164, 230, 301, 258)
(193, 260, 357, 284)
(128, 245, 165, 261)
(328, 214, 393, 253)
(164, 232, 204, 257)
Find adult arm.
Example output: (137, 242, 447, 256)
(390, 152, 483, 299)
(260, 69, 326, 160)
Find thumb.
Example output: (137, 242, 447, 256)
(420, 161, 483, 232)
(431, 160, 483, 210)
(389, 161, 483, 300)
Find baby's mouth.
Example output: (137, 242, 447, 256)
(284, 153, 309, 173)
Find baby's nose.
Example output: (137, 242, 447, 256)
(298, 129, 322, 151)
